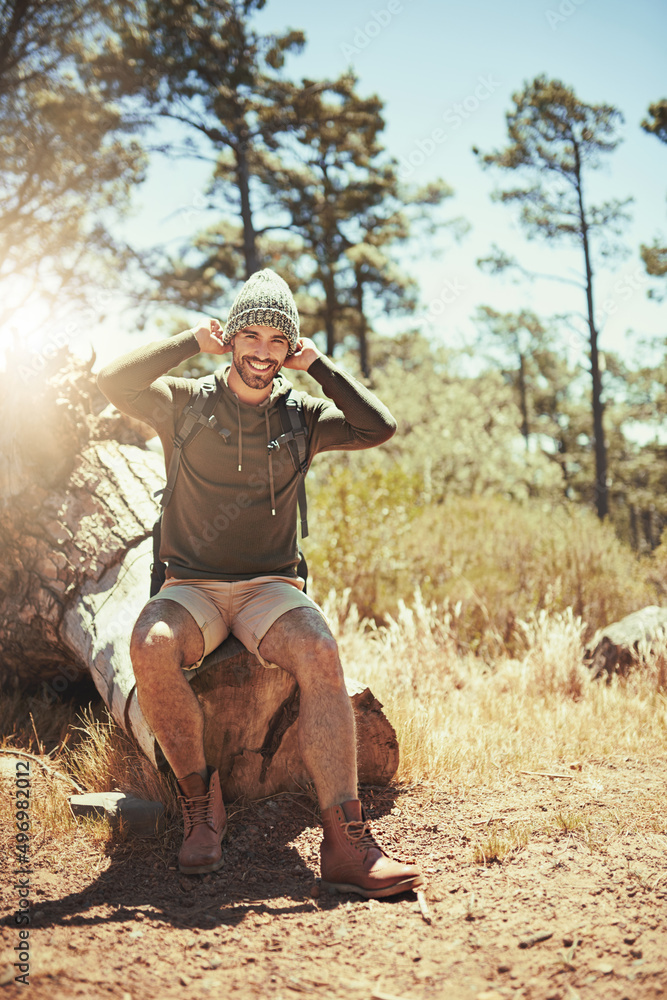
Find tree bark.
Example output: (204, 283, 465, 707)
(574, 143, 608, 520)
(236, 129, 260, 278)
(322, 265, 337, 357)
(517, 351, 529, 447)
(0, 351, 399, 798)
(354, 267, 370, 379)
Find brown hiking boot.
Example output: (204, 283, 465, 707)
(177, 768, 227, 874)
(320, 799, 423, 899)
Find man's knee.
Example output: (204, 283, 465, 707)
(306, 628, 340, 666)
(130, 599, 204, 672)
(287, 615, 344, 685)
(260, 606, 342, 682)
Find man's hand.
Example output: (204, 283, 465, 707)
(282, 337, 323, 371)
(190, 318, 230, 355)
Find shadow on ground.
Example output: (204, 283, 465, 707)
(1, 783, 403, 934)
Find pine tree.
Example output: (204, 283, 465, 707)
(91, 0, 306, 289)
(640, 100, 667, 285)
(475, 75, 632, 519)
(474, 307, 555, 447)
(252, 72, 459, 369)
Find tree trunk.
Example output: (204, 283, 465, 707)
(354, 267, 370, 379)
(517, 351, 529, 448)
(322, 266, 337, 357)
(236, 130, 260, 278)
(574, 146, 608, 519)
(0, 351, 399, 798)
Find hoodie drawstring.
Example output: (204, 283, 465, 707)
(236, 400, 243, 472)
(234, 393, 276, 517)
(265, 408, 276, 517)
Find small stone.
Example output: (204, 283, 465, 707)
(68, 792, 164, 837)
(630, 948, 643, 959)
(518, 931, 553, 949)
(594, 963, 614, 975)
(179, 975, 191, 986)
(208, 956, 222, 969)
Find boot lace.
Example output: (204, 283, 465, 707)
(180, 791, 213, 836)
(342, 819, 382, 854)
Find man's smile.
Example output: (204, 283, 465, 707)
(245, 358, 274, 372)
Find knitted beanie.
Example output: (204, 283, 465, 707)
(222, 269, 300, 355)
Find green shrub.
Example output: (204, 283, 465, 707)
(308, 483, 657, 655)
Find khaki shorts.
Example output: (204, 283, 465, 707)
(147, 575, 326, 669)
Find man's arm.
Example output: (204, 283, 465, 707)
(96, 320, 226, 436)
(283, 339, 397, 454)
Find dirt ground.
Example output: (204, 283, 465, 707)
(1, 758, 666, 1000)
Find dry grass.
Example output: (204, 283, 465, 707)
(324, 588, 667, 795)
(2, 586, 666, 866)
(472, 821, 530, 864)
(0, 686, 176, 809)
(0, 689, 180, 861)
(62, 707, 177, 810)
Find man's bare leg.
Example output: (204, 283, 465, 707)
(259, 606, 422, 898)
(258, 607, 357, 811)
(130, 599, 207, 783)
(131, 599, 227, 873)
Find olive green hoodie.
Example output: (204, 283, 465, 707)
(96, 331, 396, 580)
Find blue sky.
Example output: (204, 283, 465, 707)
(7, 0, 666, 371)
(248, 0, 667, 365)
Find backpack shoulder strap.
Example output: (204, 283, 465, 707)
(280, 391, 309, 474)
(269, 390, 310, 537)
(155, 375, 229, 509)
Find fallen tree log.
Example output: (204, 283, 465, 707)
(0, 349, 399, 798)
(584, 605, 667, 680)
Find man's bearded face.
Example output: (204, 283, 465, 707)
(232, 327, 290, 389)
